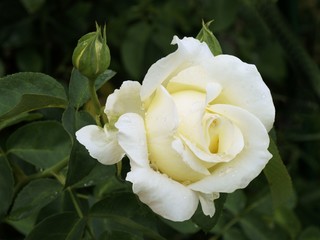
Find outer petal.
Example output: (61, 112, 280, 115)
(197, 192, 219, 217)
(208, 55, 275, 131)
(105, 80, 144, 124)
(75, 125, 125, 165)
(165, 65, 221, 96)
(189, 104, 272, 193)
(126, 167, 199, 221)
(141, 36, 214, 101)
(115, 113, 149, 168)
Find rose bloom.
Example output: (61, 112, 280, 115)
(76, 36, 275, 222)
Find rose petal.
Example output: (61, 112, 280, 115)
(105, 80, 144, 124)
(180, 113, 244, 164)
(141, 36, 214, 101)
(145, 86, 208, 182)
(75, 125, 125, 165)
(189, 104, 272, 193)
(211, 114, 245, 158)
(180, 135, 222, 163)
(172, 138, 211, 176)
(197, 192, 219, 217)
(115, 113, 149, 168)
(126, 167, 199, 221)
(148, 136, 206, 183)
(166, 65, 221, 97)
(170, 90, 208, 151)
(145, 86, 179, 138)
(206, 82, 222, 105)
(208, 55, 275, 131)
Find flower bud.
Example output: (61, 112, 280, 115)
(72, 23, 110, 80)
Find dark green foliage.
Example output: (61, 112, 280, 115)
(0, 0, 319, 239)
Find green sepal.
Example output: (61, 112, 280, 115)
(196, 20, 222, 56)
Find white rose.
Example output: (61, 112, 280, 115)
(76, 36, 275, 222)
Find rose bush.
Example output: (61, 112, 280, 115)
(76, 36, 275, 221)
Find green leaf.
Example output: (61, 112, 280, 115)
(99, 231, 143, 240)
(90, 192, 141, 218)
(6, 213, 38, 236)
(72, 163, 115, 189)
(0, 72, 67, 120)
(20, 0, 46, 14)
(0, 112, 43, 131)
(90, 192, 165, 240)
(63, 104, 98, 187)
(161, 219, 199, 234)
(6, 121, 72, 169)
(240, 212, 286, 240)
(62, 106, 95, 137)
(65, 141, 97, 187)
(100, 215, 164, 240)
(224, 190, 246, 215)
(274, 207, 301, 239)
(25, 212, 86, 240)
(0, 154, 14, 218)
(196, 20, 222, 56)
(69, 68, 115, 109)
(94, 175, 129, 198)
(192, 193, 227, 232)
(240, 217, 270, 240)
(263, 137, 295, 209)
(223, 227, 248, 240)
(10, 178, 62, 220)
(299, 226, 320, 240)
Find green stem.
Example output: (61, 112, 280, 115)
(88, 80, 103, 126)
(32, 158, 68, 179)
(86, 227, 95, 240)
(68, 188, 84, 218)
(67, 188, 96, 239)
(116, 161, 122, 179)
(13, 158, 69, 196)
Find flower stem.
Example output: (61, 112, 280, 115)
(88, 80, 103, 126)
(68, 188, 84, 218)
(116, 161, 122, 179)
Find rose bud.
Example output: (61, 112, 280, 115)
(72, 23, 110, 80)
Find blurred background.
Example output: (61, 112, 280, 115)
(0, 0, 319, 239)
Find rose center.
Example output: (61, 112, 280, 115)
(208, 119, 219, 153)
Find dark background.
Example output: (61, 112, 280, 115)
(0, 0, 319, 239)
